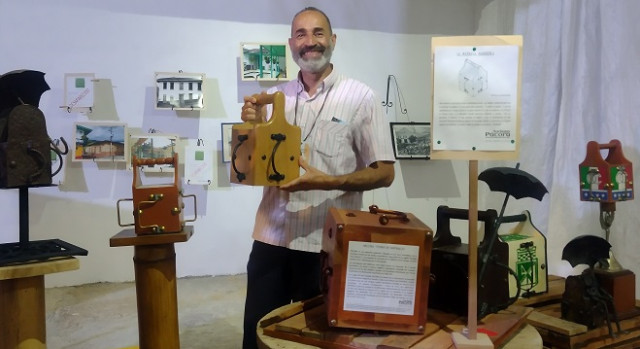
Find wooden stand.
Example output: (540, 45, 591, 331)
(519, 275, 640, 349)
(0, 257, 79, 349)
(257, 296, 540, 349)
(110, 227, 193, 349)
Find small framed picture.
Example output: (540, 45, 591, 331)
(240, 43, 289, 81)
(390, 122, 431, 160)
(128, 133, 178, 172)
(221, 122, 241, 163)
(73, 122, 127, 162)
(155, 72, 205, 110)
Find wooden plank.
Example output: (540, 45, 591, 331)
(479, 306, 532, 347)
(0, 257, 78, 280)
(378, 322, 443, 349)
(275, 303, 326, 335)
(527, 310, 588, 336)
(410, 329, 454, 349)
(109, 227, 193, 247)
(259, 295, 324, 328)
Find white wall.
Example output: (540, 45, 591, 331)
(0, 0, 505, 287)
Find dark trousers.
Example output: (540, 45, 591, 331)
(242, 240, 321, 349)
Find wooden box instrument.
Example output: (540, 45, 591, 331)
(321, 205, 433, 333)
(499, 210, 548, 298)
(230, 91, 300, 186)
(117, 154, 196, 235)
(579, 139, 633, 204)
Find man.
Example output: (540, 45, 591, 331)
(240, 7, 395, 348)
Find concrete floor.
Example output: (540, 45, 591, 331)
(44, 274, 247, 349)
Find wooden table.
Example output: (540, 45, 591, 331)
(0, 257, 79, 349)
(257, 296, 542, 349)
(110, 227, 193, 349)
(518, 275, 640, 349)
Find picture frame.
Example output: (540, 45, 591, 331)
(390, 122, 431, 160)
(73, 121, 127, 162)
(221, 122, 241, 163)
(155, 72, 205, 110)
(240, 43, 289, 81)
(128, 133, 178, 172)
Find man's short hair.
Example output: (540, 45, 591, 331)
(292, 7, 333, 34)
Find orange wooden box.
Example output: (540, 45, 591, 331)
(321, 205, 434, 333)
(230, 91, 300, 186)
(117, 154, 196, 235)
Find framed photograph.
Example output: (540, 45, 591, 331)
(73, 122, 127, 162)
(240, 43, 289, 81)
(128, 133, 178, 172)
(155, 72, 205, 110)
(221, 122, 241, 163)
(390, 122, 431, 160)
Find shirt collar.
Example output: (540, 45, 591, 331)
(295, 66, 338, 97)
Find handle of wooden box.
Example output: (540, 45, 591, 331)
(368, 205, 409, 225)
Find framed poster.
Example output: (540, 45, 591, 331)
(240, 43, 289, 81)
(155, 72, 205, 110)
(390, 122, 431, 160)
(128, 133, 178, 172)
(430, 35, 522, 160)
(73, 122, 127, 162)
(221, 122, 241, 163)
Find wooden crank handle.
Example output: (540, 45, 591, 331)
(368, 204, 409, 225)
(135, 157, 175, 166)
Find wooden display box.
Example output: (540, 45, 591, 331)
(321, 206, 433, 333)
(230, 91, 300, 186)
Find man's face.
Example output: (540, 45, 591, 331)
(289, 10, 336, 73)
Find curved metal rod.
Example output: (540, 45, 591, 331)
(231, 134, 248, 182)
(26, 143, 46, 183)
(268, 133, 285, 182)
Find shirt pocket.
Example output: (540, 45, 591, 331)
(311, 120, 350, 158)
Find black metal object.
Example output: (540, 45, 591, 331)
(428, 206, 513, 319)
(0, 186, 88, 266)
(562, 234, 612, 269)
(0, 239, 88, 266)
(0, 69, 50, 110)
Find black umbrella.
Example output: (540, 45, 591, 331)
(562, 235, 611, 268)
(0, 69, 50, 111)
(477, 163, 549, 281)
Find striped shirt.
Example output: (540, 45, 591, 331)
(252, 68, 395, 252)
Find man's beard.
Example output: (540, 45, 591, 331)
(294, 43, 333, 73)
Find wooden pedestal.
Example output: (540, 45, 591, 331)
(257, 296, 540, 349)
(110, 227, 193, 349)
(0, 258, 79, 349)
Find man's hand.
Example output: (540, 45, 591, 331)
(278, 156, 332, 192)
(241, 92, 268, 122)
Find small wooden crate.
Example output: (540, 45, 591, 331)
(321, 205, 433, 333)
(230, 91, 300, 186)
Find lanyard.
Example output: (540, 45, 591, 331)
(293, 84, 334, 143)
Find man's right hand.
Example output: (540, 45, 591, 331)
(241, 92, 268, 122)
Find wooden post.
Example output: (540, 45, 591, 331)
(467, 159, 479, 338)
(0, 257, 79, 349)
(0, 276, 46, 349)
(451, 161, 493, 348)
(134, 244, 180, 349)
(110, 228, 193, 349)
